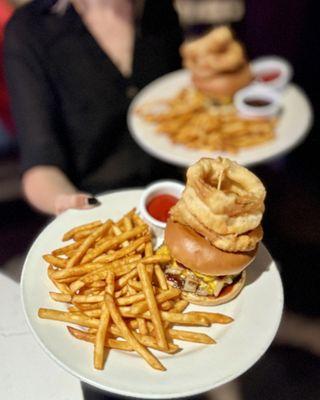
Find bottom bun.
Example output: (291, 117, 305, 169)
(181, 271, 246, 306)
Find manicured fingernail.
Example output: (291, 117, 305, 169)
(87, 197, 100, 205)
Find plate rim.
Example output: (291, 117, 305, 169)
(21, 188, 284, 399)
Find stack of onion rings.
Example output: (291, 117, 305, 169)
(181, 26, 252, 100)
(170, 158, 266, 252)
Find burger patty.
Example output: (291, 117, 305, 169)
(163, 262, 240, 297)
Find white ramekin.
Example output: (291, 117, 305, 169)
(234, 85, 281, 119)
(139, 180, 185, 233)
(251, 56, 293, 91)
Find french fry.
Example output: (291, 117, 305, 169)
(83, 309, 102, 318)
(137, 318, 148, 335)
(73, 228, 98, 242)
(68, 326, 133, 351)
(106, 271, 115, 296)
(47, 266, 72, 295)
(123, 216, 133, 231)
(126, 285, 137, 295)
(72, 294, 104, 303)
(94, 271, 115, 369)
(105, 294, 166, 371)
(131, 288, 180, 314)
(52, 241, 81, 256)
(117, 268, 138, 288)
(82, 225, 148, 263)
(114, 286, 128, 298)
(66, 221, 112, 268)
(43, 254, 67, 269)
(171, 299, 189, 313)
(116, 293, 145, 306)
(94, 301, 110, 369)
(93, 236, 149, 264)
(137, 263, 168, 351)
(160, 300, 174, 311)
(128, 279, 142, 291)
(144, 242, 153, 257)
(69, 260, 138, 293)
(63, 221, 102, 241)
(186, 312, 233, 324)
(109, 324, 179, 354)
(38, 308, 99, 329)
(141, 311, 210, 327)
(51, 263, 107, 280)
(74, 302, 103, 311)
(154, 264, 168, 290)
(167, 329, 216, 344)
(49, 292, 72, 303)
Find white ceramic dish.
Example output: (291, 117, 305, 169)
(139, 180, 184, 233)
(21, 189, 283, 399)
(234, 85, 281, 118)
(251, 56, 293, 91)
(128, 69, 312, 168)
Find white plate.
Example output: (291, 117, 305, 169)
(128, 69, 313, 167)
(21, 189, 283, 399)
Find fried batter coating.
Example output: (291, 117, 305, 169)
(170, 158, 266, 252)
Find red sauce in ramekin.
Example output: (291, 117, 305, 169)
(147, 194, 178, 223)
(256, 69, 281, 83)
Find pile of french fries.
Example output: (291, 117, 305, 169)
(39, 209, 233, 371)
(137, 88, 276, 153)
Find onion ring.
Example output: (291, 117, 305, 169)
(180, 158, 265, 235)
(171, 197, 263, 252)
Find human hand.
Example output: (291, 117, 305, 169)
(54, 193, 100, 215)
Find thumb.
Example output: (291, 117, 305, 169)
(54, 193, 100, 215)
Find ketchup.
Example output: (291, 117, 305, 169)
(256, 69, 281, 83)
(147, 194, 178, 222)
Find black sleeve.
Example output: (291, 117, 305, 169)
(4, 15, 67, 175)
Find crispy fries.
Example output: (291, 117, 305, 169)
(38, 210, 233, 372)
(136, 88, 276, 153)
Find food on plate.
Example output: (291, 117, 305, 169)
(146, 194, 179, 223)
(256, 69, 281, 83)
(162, 158, 266, 306)
(38, 209, 233, 372)
(181, 26, 253, 102)
(136, 88, 277, 153)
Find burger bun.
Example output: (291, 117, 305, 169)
(165, 219, 257, 277)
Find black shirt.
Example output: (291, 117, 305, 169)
(4, 0, 183, 193)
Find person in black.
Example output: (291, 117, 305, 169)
(4, 0, 183, 214)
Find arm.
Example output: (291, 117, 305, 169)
(22, 165, 97, 215)
(4, 13, 98, 215)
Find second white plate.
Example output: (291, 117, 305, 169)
(128, 69, 312, 167)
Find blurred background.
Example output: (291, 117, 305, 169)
(0, 0, 319, 399)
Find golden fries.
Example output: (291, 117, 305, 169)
(38, 210, 233, 372)
(137, 263, 168, 350)
(137, 88, 276, 152)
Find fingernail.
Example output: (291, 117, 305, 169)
(87, 196, 100, 205)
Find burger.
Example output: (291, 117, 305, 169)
(160, 157, 266, 306)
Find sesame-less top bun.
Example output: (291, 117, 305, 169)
(165, 219, 257, 276)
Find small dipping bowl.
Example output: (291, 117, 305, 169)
(251, 56, 293, 91)
(139, 180, 185, 235)
(234, 85, 281, 118)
